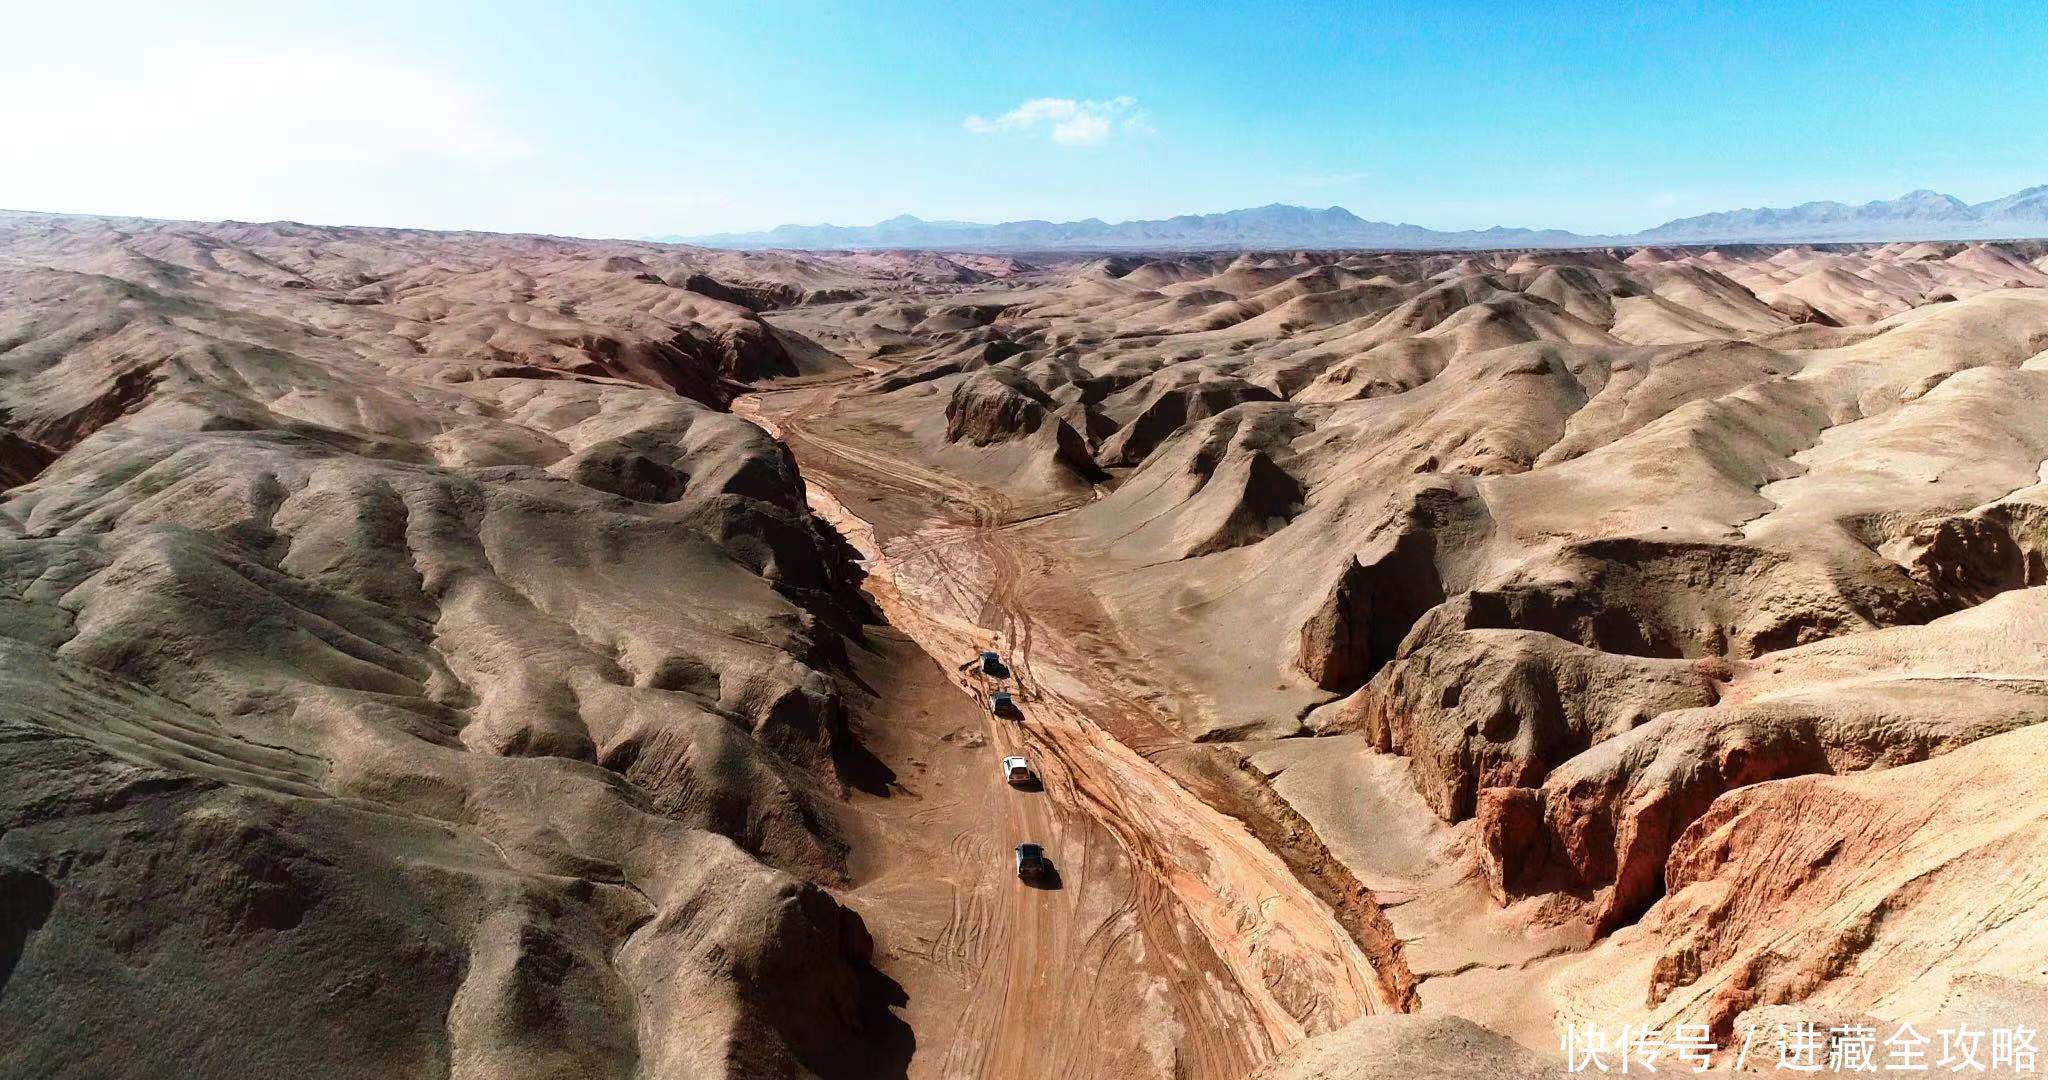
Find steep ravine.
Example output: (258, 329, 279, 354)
(739, 380, 1418, 1075)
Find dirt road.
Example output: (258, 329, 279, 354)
(739, 378, 1408, 1078)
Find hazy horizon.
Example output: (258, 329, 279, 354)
(677, 187, 2040, 240)
(8, 186, 2042, 250)
(3, 1, 2042, 239)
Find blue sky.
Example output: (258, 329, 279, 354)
(3, 1, 2042, 238)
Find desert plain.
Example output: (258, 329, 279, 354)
(3, 210, 2047, 1078)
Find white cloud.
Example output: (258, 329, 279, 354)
(0, 39, 534, 223)
(3, 46, 531, 171)
(964, 96, 1147, 145)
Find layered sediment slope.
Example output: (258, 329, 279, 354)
(8, 213, 2048, 1077)
(0, 215, 920, 1078)
(779, 238, 2048, 1058)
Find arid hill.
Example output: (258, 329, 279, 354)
(0, 214, 969, 1078)
(5, 214, 2047, 1078)
(763, 238, 2048, 1070)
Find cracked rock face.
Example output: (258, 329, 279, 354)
(0, 216, 899, 1079)
(10, 214, 2048, 1074)
(789, 239, 2048, 1044)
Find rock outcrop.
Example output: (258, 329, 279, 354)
(0, 215, 898, 1079)
(804, 241, 2048, 1043)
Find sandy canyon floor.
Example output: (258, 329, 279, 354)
(4, 211, 2048, 1078)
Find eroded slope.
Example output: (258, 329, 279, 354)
(786, 239, 2048, 1058)
(0, 215, 910, 1079)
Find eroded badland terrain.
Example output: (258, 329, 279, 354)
(3, 210, 2047, 1078)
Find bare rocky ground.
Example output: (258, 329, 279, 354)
(762, 238, 2048, 1073)
(5, 211, 2048, 1078)
(0, 213, 1032, 1079)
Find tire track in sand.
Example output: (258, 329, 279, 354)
(741, 378, 1401, 1076)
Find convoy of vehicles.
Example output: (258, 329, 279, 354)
(977, 652, 1052, 883)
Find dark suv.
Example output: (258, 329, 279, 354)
(1014, 843, 1049, 880)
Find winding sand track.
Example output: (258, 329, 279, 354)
(740, 378, 1402, 1077)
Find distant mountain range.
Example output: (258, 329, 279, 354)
(674, 186, 2048, 251)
